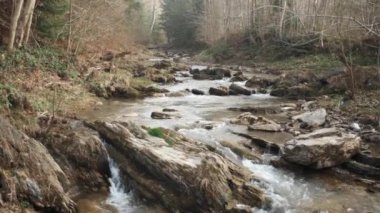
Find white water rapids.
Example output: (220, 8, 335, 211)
(106, 158, 137, 212)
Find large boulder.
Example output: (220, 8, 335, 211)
(282, 133, 361, 169)
(209, 86, 229, 96)
(292, 108, 327, 128)
(0, 117, 75, 212)
(229, 84, 252, 96)
(89, 121, 270, 212)
(37, 117, 110, 193)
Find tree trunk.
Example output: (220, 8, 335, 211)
(17, 0, 36, 47)
(279, 0, 287, 39)
(8, 0, 25, 51)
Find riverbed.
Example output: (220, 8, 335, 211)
(78, 65, 380, 213)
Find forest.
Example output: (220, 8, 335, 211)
(0, 0, 380, 213)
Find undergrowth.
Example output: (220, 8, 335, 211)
(0, 47, 75, 77)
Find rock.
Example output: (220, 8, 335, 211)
(248, 123, 282, 132)
(229, 84, 252, 96)
(0, 117, 75, 212)
(270, 85, 316, 99)
(191, 89, 205, 95)
(221, 141, 261, 163)
(245, 76, 278, 88)
(88, 121, 270, 212)
(282, 133, 361, 169)
(192, 67, 231, 80)
(163, 108, 177, 112)
(38, 118, 110, 192)
(231, 113, 259, 125)
(296, 128, 339, 140)
(292, 108, 327, 127)
(151, 112, 181, 119)
(209, 86, 229, 96)
(229, 106, 282, 114)
(230, 75, 249, 82)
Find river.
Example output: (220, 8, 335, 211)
(78, 63, 380, 213)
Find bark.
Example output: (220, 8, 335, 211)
(88, 121, 270, 212)
(8, 0, 24, 50)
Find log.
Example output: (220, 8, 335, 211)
(88, 121, 270, 212)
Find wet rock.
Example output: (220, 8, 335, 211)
(229, 84, 252, 96)
(292, 108, 327, 128)
(209, 86, 229, 96)
(282, 133, 361, 169)
(163, 108, 178, 112)
(89, 121, 270, 212)
(0, 117, 75, 212)
(151, 112, 181, 119)
(191, 89, 205, 95)
(343, 160, 380, 179)
(230, 75, 249, 82)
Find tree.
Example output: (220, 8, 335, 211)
(162, 0, 204, 47)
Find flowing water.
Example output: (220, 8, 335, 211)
(80, 65, 380, 213)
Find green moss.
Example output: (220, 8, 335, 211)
(148, 127, 165, 138)
(148, 127, 173, 146)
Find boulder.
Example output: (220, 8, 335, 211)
(292, 108, 327, 127)
(209, 86, 229, 96)
(282, 133, 361, 169)
(0, 117, 75, 212)
(37, 117, 110, 192)
(229, 84, 252, 96)
(89, 121, 270, 212)
(191, 89, 205, 95)
(231, 112, 259, 125)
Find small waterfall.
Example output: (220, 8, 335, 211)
(106, 158, 136, 212)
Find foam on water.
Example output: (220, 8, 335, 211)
(242, 159, 313, 213)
